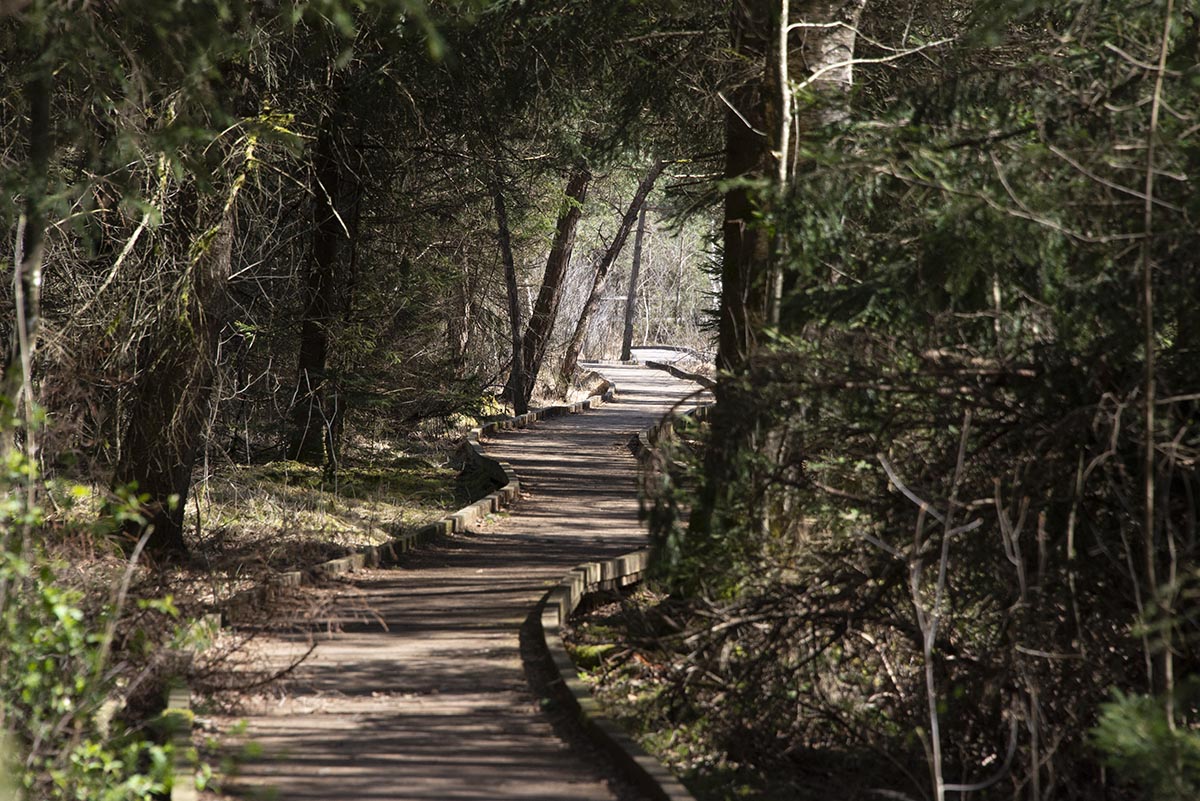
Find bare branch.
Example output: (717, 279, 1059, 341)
(791, 38, 953, 93)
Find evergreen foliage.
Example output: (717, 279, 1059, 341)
(643, 0, 1200, 796)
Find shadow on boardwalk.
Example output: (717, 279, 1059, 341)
(205, 364, 702, 801)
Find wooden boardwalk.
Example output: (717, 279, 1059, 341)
(207, 363, 703, 801)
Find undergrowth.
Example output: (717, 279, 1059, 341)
(2, 421, 200, 799)
(566, 588, 904, 801)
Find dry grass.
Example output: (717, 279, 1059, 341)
(35, 437, 467, 609)
(185, 451, 460, 572)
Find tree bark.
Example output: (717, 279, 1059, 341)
(493, 177, 528, 415)
(620, 205, 648, 362)
(509, 164, 591, 404)
(790, 0, 869, 128)
(715, 2, 775, 375)
(689, 1, 777, 545)
(693, 0, 867, 543)
(290, 121, 344, 465)
(5, 61, 50, 399)
(559, 160, 665, 387)
(113, 202, 235, 556)
(716, 0, 867, 370)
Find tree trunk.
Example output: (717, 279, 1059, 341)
(692, 0, 867, 543)
(715, 2, 775, 375)
(790, 0, 869, 128)
(509, 164, 591, 404)
(620, 205, 648, 361)
(5, 63, 50, 400)
(493, 177, 527, 415)
(290, 122, 344, 465)
(689, 1, 777, 545)
(777, 0, 868, 308)
(715, 0, 867, 371)
(3, 56, 51, 549)
(113, 202, 235, 556)
(559, 160, 665, 387)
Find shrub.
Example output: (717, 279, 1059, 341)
(1, 413, 181, 800)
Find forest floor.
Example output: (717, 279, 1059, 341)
(194, 362, 706, 801)
(182, 450, 461, 573)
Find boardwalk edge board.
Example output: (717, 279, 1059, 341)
(168, 377, 616, 800)
(536, 361, 713, 801)
(538, 550, 698, 801)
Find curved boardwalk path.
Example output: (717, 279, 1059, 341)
(210, 362, 704, 801)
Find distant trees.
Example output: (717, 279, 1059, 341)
(559, 159, 666, 387)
